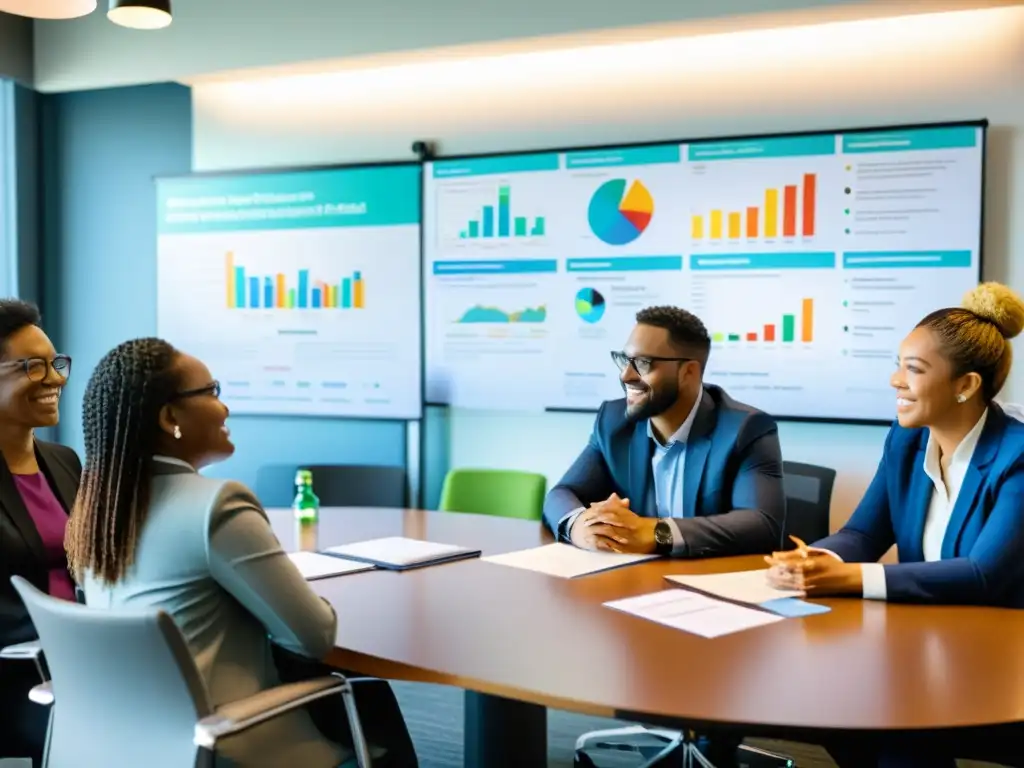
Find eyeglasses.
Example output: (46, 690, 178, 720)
(610, 351, 693, 376)
(3, 355, 72, 383)
(170, 381, 221, 401)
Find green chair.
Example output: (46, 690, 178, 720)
(438, 468, 547, 521)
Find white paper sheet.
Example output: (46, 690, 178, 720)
(323, 537, 473, 567)
(665, 569, 803, 604)
(481, 543, 657, 578)
(605, 589, 784, 638)
(287, 551, 375, 580)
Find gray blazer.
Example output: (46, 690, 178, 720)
(82, 459, 347, 768)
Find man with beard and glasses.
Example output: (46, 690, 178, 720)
(543, 305, 786, 560)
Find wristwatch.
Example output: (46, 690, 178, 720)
(654, 518, 673, 555)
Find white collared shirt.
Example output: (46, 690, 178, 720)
(859, 408, 988, 600)
(152, 454, 195, 472)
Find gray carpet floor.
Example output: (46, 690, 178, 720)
(392, 681, 1007, 767)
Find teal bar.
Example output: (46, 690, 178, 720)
(531, 217, 545, 236)
(514, 217, 527, 236)
(843, 250, 973, 269)
(688, 134, 836, 161)
(158, 164, 421, 234)
(690, 252, 836, 271)
(842, 127, 978, 154)
(234, 266, 245, 307)
(467, 221, 479, 237)
(782, 315, 795, 343)
(565, 144, 681, 168)
(432, 152, 561, 178)
(567, 256, 683, 272)
(341, 278, 352, 308)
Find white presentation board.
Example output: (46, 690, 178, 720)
(423, 123, 985, 422)
(157, 164, 423, 419)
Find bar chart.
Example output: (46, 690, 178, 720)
(224, 251, 365, 310)
(458, 184, 546, 240)
(709, 298, 814, 344)
(690, 173, 817, 243)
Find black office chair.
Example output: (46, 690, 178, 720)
(780, 460, 836, 546)
(255, 464, 408, 508)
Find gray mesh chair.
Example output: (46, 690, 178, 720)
(255, 464, 408, 508)
(8, 576, 371, 768)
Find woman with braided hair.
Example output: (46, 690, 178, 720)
(0, 299, 78, 765)
(67, 338, 417, 767)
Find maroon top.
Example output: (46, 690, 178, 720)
(13, 472, 75, 601)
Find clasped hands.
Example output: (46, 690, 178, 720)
(764, 536, 864, 596)
(569, 493, 657, 554)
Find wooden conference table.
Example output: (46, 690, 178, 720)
(269, 507, 1024, 767)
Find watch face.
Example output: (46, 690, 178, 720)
(655, 521, 671, 546)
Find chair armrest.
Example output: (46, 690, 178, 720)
(29, 681, 53, 706)
(0, 640, 42, 660)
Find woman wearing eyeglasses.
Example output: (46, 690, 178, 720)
(0, 299, 78, 765)
(66, 338, 417, 767)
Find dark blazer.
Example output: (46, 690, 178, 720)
(815, 403, 1024, 607)
(543, 384, 786, 557)
(0, 440, 82, 649)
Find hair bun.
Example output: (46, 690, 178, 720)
(962, 282, 1024, 339)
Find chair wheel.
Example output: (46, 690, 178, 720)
(573, 750, 599, 767)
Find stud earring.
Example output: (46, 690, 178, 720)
(173, 425, 182, 439)
(956, 394, 967, 404)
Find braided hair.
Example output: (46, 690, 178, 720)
(66, 338, 181, 585)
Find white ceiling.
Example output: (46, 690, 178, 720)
(31, 0, 1023, 92)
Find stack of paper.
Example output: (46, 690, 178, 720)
(605, 589, 783, 638)
(287, 551, 375, 580)
(482, 543, 657, 578)
(665, 569, 803, 604)
(323, 536, 480, 571)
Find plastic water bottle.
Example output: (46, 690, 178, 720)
(292, 469, 320, 524)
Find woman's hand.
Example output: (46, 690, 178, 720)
(765, 536, 864, 596)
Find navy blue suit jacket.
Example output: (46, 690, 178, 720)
(815, 403, 1024, 607)
(543, 384, 786, 557)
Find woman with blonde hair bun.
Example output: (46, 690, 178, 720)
(765, 281, 1024, 767)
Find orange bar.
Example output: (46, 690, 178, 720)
(353, 277, 364, 308)
(746, 332, 758, 342)
(226, 252, 234, 308)
(728, 212, 741, 239)
(783, 185, 797, 237)
(764, 324, 776, 342)
(746, 207, 758, 239)
(802, 173, 816, 237)
(275, 274, 286, 308)
(801, 298, 814, 342)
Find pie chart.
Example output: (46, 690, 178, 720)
(588, 179, 654, 245)
(575, 287, 606, 324)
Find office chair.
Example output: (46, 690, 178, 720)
(574, 462, 836, 768)
(438, 468, 546, 520)
(6, 576, 375, 768)
(256, 463, 408, 508)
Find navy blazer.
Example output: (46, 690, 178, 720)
(815, 403, 1024, 607)
(543, 384, 786, 557)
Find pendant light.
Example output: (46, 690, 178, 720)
(0, 0, 96, 18)
(107, 0, 171, 29)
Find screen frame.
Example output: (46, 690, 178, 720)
(421, 118, 989, 427)
(154, 159, 426, 423)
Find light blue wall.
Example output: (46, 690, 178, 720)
(39, 82, 410, 493)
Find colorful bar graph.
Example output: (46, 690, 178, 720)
(710, 210, 723, 239)
(224, 252, 365, 311)
(802, 173, 816, 237)
(710, 299, 814, 345)
(783, 185, 797, 238)
(691, 215, 704, 240)
(728, 212, 741, 240)
(746, 207, 758, 239)
(765, 189, 779, 238)
(802, 298, 814, 342)
(458, 184, 545, 240)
